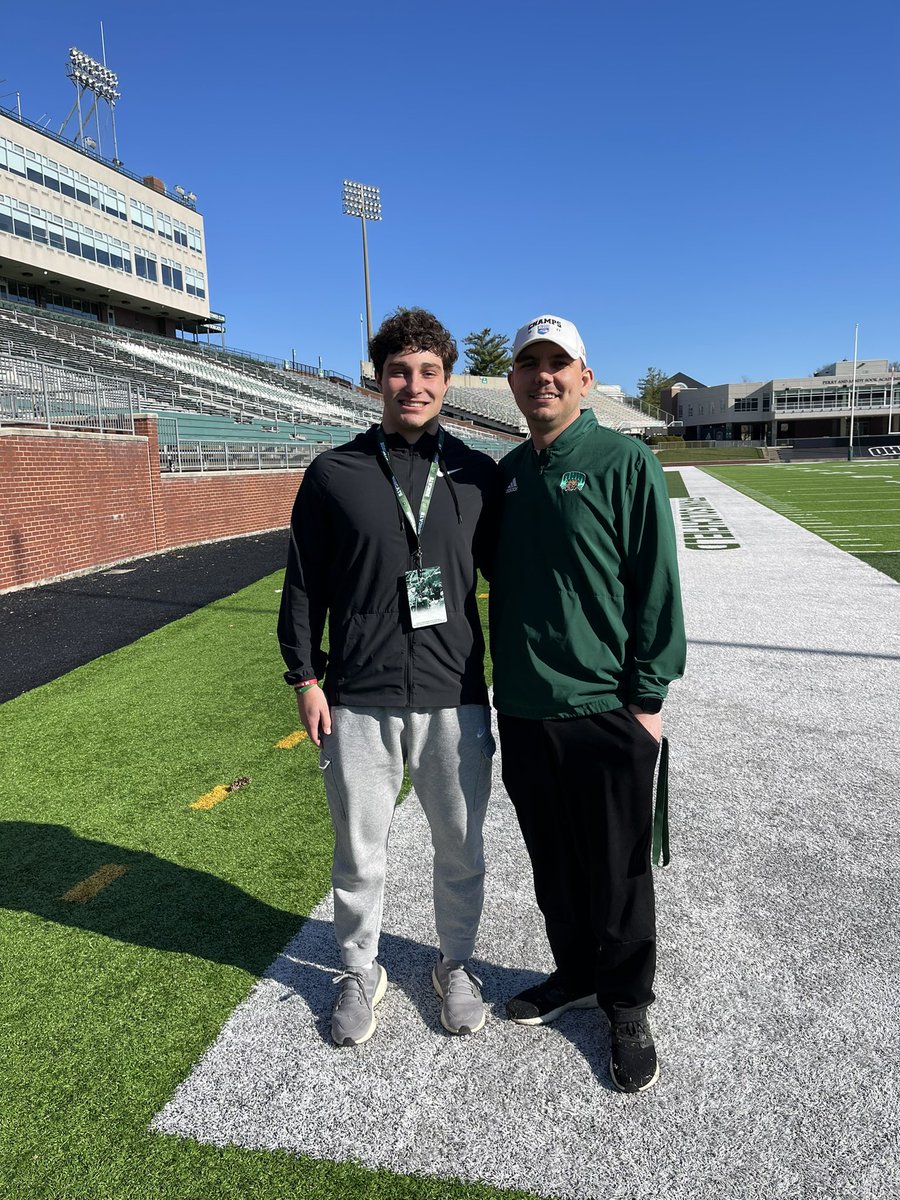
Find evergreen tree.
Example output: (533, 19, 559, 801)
(463, 328, 512, 376)
(636, 367, 670, 412)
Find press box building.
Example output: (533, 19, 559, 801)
(0, 105, 222, 338)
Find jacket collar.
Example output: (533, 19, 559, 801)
(373, 424, 441, 455)
(531, 409, 593, 461)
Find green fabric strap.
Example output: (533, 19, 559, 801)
(376, 428, 444, 567)
(652, 735, 670, 867)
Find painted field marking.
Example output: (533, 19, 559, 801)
(59, 864, 128, 903)
(478, 592, 489, 598)
(679, 497, 740, 549)
(191, 776, 251, 811)
(193, 786, 229, 810)
(274, 730, 308, 749)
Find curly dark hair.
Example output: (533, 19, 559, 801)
(369, 307, 458, 378)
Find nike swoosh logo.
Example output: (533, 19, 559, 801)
(439, 468, 463, 476)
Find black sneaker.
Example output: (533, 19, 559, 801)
(505, 972, 598, 1025)
(609, 1011, 659, 1093)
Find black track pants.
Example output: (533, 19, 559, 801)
(498, 707, 660, 1019)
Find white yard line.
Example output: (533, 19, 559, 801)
(153, 468, 900, 1200)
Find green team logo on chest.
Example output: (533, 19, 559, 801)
(559, 471, 587, 493)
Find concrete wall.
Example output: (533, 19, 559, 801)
(0, 416, 296, 593)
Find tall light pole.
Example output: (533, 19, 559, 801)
(888, 368, 895, 435)
(342, 180, 382, 348)
(848, 322, 859, 461)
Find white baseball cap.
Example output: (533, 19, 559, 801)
(511, 314, 587, 366)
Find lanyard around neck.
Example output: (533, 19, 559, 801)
(377, 428, 444, 566)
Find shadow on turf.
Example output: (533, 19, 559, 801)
(266, 917, 619, 1088)
(2, 822, 619, 1085)
(689, 637, 900, 661)
(0, 821, 303, 976)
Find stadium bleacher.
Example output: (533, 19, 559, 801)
(447, 379, 670, 436)
(583, 391, 668, 435)
(0, 301, 507, 462)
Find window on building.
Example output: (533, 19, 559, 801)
(185, 266, 206, 298)
(134, 246, 158, 281)
(12, 200, 31, 239)
(64, 218, 80, 256)
(130, 199, 155, 232)
(5, 144, 27, 178)
(25, 149, 42, 185)
(58, 164, 76, 199)
(30, 212, 48, 244)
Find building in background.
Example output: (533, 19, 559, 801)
(675, 360, 897, 444)
(0, 104, 223, 339)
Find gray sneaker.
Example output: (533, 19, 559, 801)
(331, 963, 388, 1047)
(432, 956, 486, 1035)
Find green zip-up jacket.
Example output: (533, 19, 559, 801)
(490, 410, 686, 719)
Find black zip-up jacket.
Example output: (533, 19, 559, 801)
(278, 425, 499, 708)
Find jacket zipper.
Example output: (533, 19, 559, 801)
(405, 445, 416, 707)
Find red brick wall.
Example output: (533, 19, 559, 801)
(160, 472, 299, 547)
(0, 418, 299, 593)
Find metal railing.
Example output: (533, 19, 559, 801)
(0, 350, 139, 432)
(1, 102, 198, 208)
(154, 413, 340, 472)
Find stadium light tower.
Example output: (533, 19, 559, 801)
(342, 180, 382, 344)
(59, 42, 122, 164)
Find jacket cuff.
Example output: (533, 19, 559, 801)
(631, 695, 663, 713)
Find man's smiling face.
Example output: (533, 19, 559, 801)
(508, 341, 594, 443)
(378, 348, 449, 442)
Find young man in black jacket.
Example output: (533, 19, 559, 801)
(279, 308, 498, 1047)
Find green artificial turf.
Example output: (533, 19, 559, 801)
(0, 574, 530, 1200)
(654, 446, 765, 464)
(702, 461, 900, 582)
(664, 470, 689, 499)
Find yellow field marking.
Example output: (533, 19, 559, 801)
(192, 785, 229, 810)
(274, 730, 308, 749)
(59, 864, 128, 903)
(478, 592, 489, 598)
(191, 776, 251, 811)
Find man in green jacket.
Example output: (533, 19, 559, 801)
(490, 314, 686, 1093)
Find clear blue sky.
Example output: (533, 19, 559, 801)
(4, 0, 898, 392)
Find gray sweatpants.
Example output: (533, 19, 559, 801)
(319, 705, 494, 969)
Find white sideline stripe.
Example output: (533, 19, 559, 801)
(151, 468, 900, 1200)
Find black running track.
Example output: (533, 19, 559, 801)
(0, 531, 289, 704)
